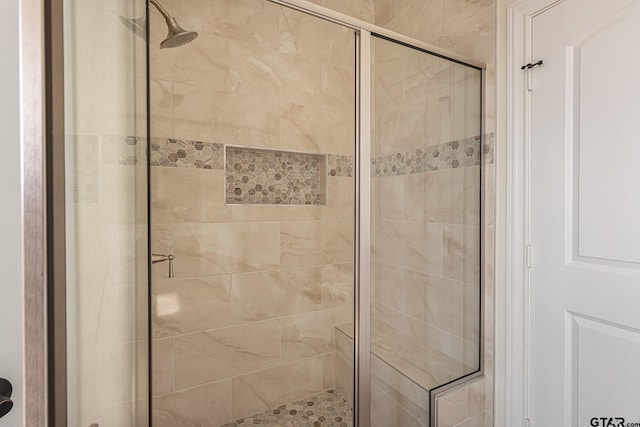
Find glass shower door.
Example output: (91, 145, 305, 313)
(63, 0, 149, 425)
(369, 34, 482, 426)
(148, 1, 357, 426)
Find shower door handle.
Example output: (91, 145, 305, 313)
(0, 378, 13, 419)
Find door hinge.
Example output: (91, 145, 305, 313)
(526, 244, 532, 269)
(525, 418, 531, 427)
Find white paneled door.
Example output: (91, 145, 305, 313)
(529, 0, 640, 426)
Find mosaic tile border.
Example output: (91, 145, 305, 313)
(327, 154, 353, 177)
(225, 146, 326, 205)
(149, 137, 355, 178)
(102, 135, 146, 166)
(372, 133, 495, 178)
(220, 389, 353, 427)
(151, 138, 224, 169)
(94, 133, 493, 175)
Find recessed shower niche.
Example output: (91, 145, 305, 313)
(225, 146, 328, 205)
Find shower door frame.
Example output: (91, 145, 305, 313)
(31, 0, 488, 425)
(268, 1, 487, 426)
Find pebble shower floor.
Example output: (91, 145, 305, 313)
(220, 389, 353, 427)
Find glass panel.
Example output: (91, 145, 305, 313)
(63, 0, 149, 425)
(148, 1, 356, 425)
(370, 35, 482, 425)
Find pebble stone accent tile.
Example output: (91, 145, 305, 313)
(372, 133, 494, 177)
(220, 389, 353, 427)
(226, 146, 325, 205)
(327, 154, 354, 177)
(151, 138, 224, 169)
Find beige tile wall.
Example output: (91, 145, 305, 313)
(149, 1, 355, 425)
(150, 0, 496, 426)
(436, 379, 486, 427)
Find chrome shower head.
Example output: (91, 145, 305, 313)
(151, 0, 198, 49)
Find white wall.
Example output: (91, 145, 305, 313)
(0, 0, 24, 425)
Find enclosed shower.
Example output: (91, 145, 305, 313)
(61, 0, 485, 426)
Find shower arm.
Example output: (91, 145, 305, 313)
(149, 0, 171, 20)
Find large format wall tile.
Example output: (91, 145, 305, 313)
(229, 38, 321, 103)
(375, 221, 442, 275)
(171, 0, 280, 50)
(174, 319, 281, 389)
(173, 222, 281, 277)
(375, 263, 403, 311)
(153, 379, 232, 427)
(322, 262, 353, 308)
(320, 220, 354, 264)
(172, 82, 280, 147)
(230, 204, 323, 222)
(322, 352, 336, 390)
(404, 270, 454, 331)
(335, 329, 354, 405)
(280, 221, 323, 268)
(152, 31, 230, 91)
(452, 280, 481, 344)
(280, 102, 354, 155)
(376, 0, 443, 52)
(279, 6, 356, 70)
(442, 224, 480, 283)
(153, 275, 232, 337)
(281, 305, 352, 362)
(151, 168, 231, 223)
(231, 356, 325, 419)
(371, 354, 430, 425)
(322, 177, 354, 220)
(152, 338, 174, 397)
(371, 382, 396, 427)
(230, 267, 323, 322)
(150, 79, 172, 137)
(306, 0, 374, 24)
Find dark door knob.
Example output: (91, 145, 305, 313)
(0, 378, 13, 418)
